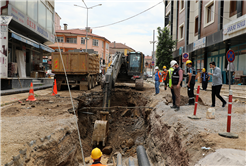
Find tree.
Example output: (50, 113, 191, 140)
(156, 27, 176, 70)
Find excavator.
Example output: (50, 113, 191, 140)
(91, 51, 145, 146)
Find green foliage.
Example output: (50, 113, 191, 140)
(156, 27, 176, 69)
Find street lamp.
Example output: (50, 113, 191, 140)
(74, 1, 102, 52)
(150, 30, 156, 80)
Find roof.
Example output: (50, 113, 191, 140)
(55, 28, 110, 43)
(109, 48, 117, 54)
(109, 42, 135, 51)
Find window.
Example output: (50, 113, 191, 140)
(102, 41, 104, 48)
(47, 9, 53, 33)
(207, 3, 214, 23)
(195, 16, 198, 35)
(81, 38, 85, 44)
(180, 0, 185, 11)
(179, 24, 184, 40)
(27, 0, 37, 21)
(93, 39, 99, 46)
(38, 1, 46, 28)
(14, 0, 27, 14)
(66, 38, 77, 44)
(230, 1, 237, 17)
(55, 49, 63, 52)
(106, 43, 109, 50)
(165, 13, 170, 26)
(56, 37, 64, 43)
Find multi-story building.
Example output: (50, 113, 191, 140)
(165, 0, 246, 83)
(48, 24, 111, 63)
(1, 0, 55, 90)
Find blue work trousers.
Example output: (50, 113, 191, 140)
(155, 81, 160, 94)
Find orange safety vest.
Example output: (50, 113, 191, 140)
(158, 71, 162, 83)
(162, 70, 168, 81)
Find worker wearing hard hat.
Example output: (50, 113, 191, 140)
(154, 66, 162, 95)
(185, 60, 197, 105)
(170, 60, 183, 111)
(161, 66, 168, 90)
(90, 148, 107, 166)
(201, 68, 210, 90)
(167, 66, 176, 108)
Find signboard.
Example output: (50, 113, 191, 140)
(151, 61, 154, 66)
(8, 4, 55, 43)
(226, 49, 235, 62)
(193, 37, 206, 51)
(0, 16, 12, 78)
(223, 14, 246, 40)
(182, 53, 189, 63)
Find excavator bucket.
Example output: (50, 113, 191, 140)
(91, 120, 108, 146)
(135, 78, 144, 90)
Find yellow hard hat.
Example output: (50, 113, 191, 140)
(163, 66, 166, 69)
(91, 148, 102, 160)
(186, 60, 192, 65)
(202, 68, 206, 72)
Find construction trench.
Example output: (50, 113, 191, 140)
(1, 83, 246, 166)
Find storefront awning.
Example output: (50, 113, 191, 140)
(11, 31, 40, 48)
(39, 44, 54, 53)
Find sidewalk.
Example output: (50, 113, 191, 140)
(0, 88, 52, 106)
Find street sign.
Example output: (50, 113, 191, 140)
(182, 53, 189, 62)
(226, 49, 235, 62)
(152, 61, 154, 66)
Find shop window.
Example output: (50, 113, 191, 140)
(93, 39, 99, 46)
(230, 1, 237, 17)
(38, 1, 46, 28)
(13, 0, 27, 14)
(66, 38, 77, 44)
(81, 38, 85, 44)
(195, 16, 198, 35)
(56, 37, 64, 43)
(27, 0, 38, 21)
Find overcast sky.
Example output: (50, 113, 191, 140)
(55, 0, 165, 56)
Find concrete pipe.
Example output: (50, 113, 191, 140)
(136, 145, 150, 166)
(117, 153, 122, 166)
(128, 157, 135, 166)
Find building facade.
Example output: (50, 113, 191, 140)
(109, 42, 135, 56)
(48, 24, 110, 63)
(165, 0, 246, 83)
(1, 0, 55, 90)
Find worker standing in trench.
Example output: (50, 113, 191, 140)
(90, 148, 107, 166)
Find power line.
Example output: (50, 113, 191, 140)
(91, 1, 163, 29)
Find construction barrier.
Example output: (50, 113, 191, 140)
(188, 85, 201, 119)
(26, 82, 36, 101)
(219, 89, 238, 138)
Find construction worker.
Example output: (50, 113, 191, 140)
(167, 66, 176, 108)
(90, 148, 107, 166)
(185, 60, 197, 105)
(201, 68, 210, 90)
(162, 66, 168, 90)
(171, 60, 183, 111)
(154, 66, 162, 95)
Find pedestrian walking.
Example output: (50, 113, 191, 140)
(185, 60, 197, 105)
(208, 62, 227, 107)
(90, 148, 107, 166)
(226, 63, 235, 85)
(162, 66, 168, 90)
(167, 66, 176, 108)
(171, 60, 183, 111)
(201, 68, 210, 90)
(154, 66, 162, 95)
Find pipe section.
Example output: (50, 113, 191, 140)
(136, 145, 150, 166)
(117, 153, 122, 166)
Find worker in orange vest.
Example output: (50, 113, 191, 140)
(154, 66, 162, 95)
(90, 148, 107, 166)
(162, 66, 168, 90)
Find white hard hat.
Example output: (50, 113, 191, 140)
(155, 66, 159, 70)
(170, 60, 178, 67)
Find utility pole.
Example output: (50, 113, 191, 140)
(150, 30, 156, 80)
